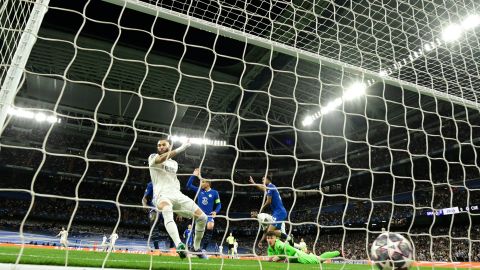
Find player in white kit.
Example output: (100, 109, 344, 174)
(233, 240, 238, 259)
(251, 211, 299, 248)
(56, 227, 68, 248)
(251, 211, 286, 234)
(101, 234, 107, 251)
(108, 232, 118, 252)
(148, 139, 208, 259)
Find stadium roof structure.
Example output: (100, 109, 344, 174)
(13, 0, 480, 163)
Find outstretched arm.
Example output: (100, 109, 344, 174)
(149, 142, 190, 166)
(186, 168, 200, 192)
(249, 176, 266, 192)
(270, 256, 282, 262)
(186, 176, 199, 192)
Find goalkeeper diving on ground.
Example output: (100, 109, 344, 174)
(265, 231, 340, 264)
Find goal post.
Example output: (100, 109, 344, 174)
(0, 0, 50, 130)
(0, 0, 480, 267)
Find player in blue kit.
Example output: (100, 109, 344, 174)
(186, 168, 222, 252)
(249, 173, 292, 247)
(183, 224, 194, 249)
(142, 181, 163, 250)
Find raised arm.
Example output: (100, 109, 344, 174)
(249, 176, 267, 192)
(149, 142, 190, 166)
(186, 168, 200, 192)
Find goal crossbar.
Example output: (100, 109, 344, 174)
(103, 0, 479, 111)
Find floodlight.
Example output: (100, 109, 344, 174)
(302, 116, 314, 126)
(47, 116, 57, 123)
(441, 23, 462, 42)
(35, 113, 46, 122)
(321, 98, 342, 114)
(169, 135, 225, 146)
(344, 83, 367, 100)
(461, 14, 480, 30)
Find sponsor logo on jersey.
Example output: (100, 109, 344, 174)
(163, 162, 177, 173)
(202, 197, 208, 205)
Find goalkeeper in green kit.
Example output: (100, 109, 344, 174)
(265, 231, 340, 264)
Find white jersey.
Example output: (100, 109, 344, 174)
(148, 154, 180, 195)
(257, 213, 286, 233)
(109, 233, 118, 243)
(58, 230, 68, 240)
(299, 241, 307, 251)
(101, 236, 107, 245)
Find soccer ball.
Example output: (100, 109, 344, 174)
(370, 233, 413, 270)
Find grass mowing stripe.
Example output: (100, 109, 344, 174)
(0, 246, 462, 270)
(0, 246, 332, 270)
(0, 252, 257, 267)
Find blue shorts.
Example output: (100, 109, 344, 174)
(207, 216, 215, 223)
(272, 211, 287, 229)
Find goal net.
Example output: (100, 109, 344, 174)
(1, 0, 480, 268)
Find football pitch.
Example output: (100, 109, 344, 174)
(0, 246, 470, 270)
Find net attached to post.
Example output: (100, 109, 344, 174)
(1, 0, 480, 269)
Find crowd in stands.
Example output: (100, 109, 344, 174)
(1, 117, 480, 261)
(1, 215, 479, 262)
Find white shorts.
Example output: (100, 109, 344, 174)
(153, 191, 199, 218)
(262, 222, 286, 234)
(60, 239, 68, 245)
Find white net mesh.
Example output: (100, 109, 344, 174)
(1, 0, 480, 269)
(0, 0, 34, 83)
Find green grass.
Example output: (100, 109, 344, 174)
(0, 246, 442, 270)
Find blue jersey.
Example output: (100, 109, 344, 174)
(144, 182, 154, 207)
(266, 183, 286, 215)
(144, 182, 163, 223)
(183, 228, 194, 246)
(186, 176, 221, 215)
